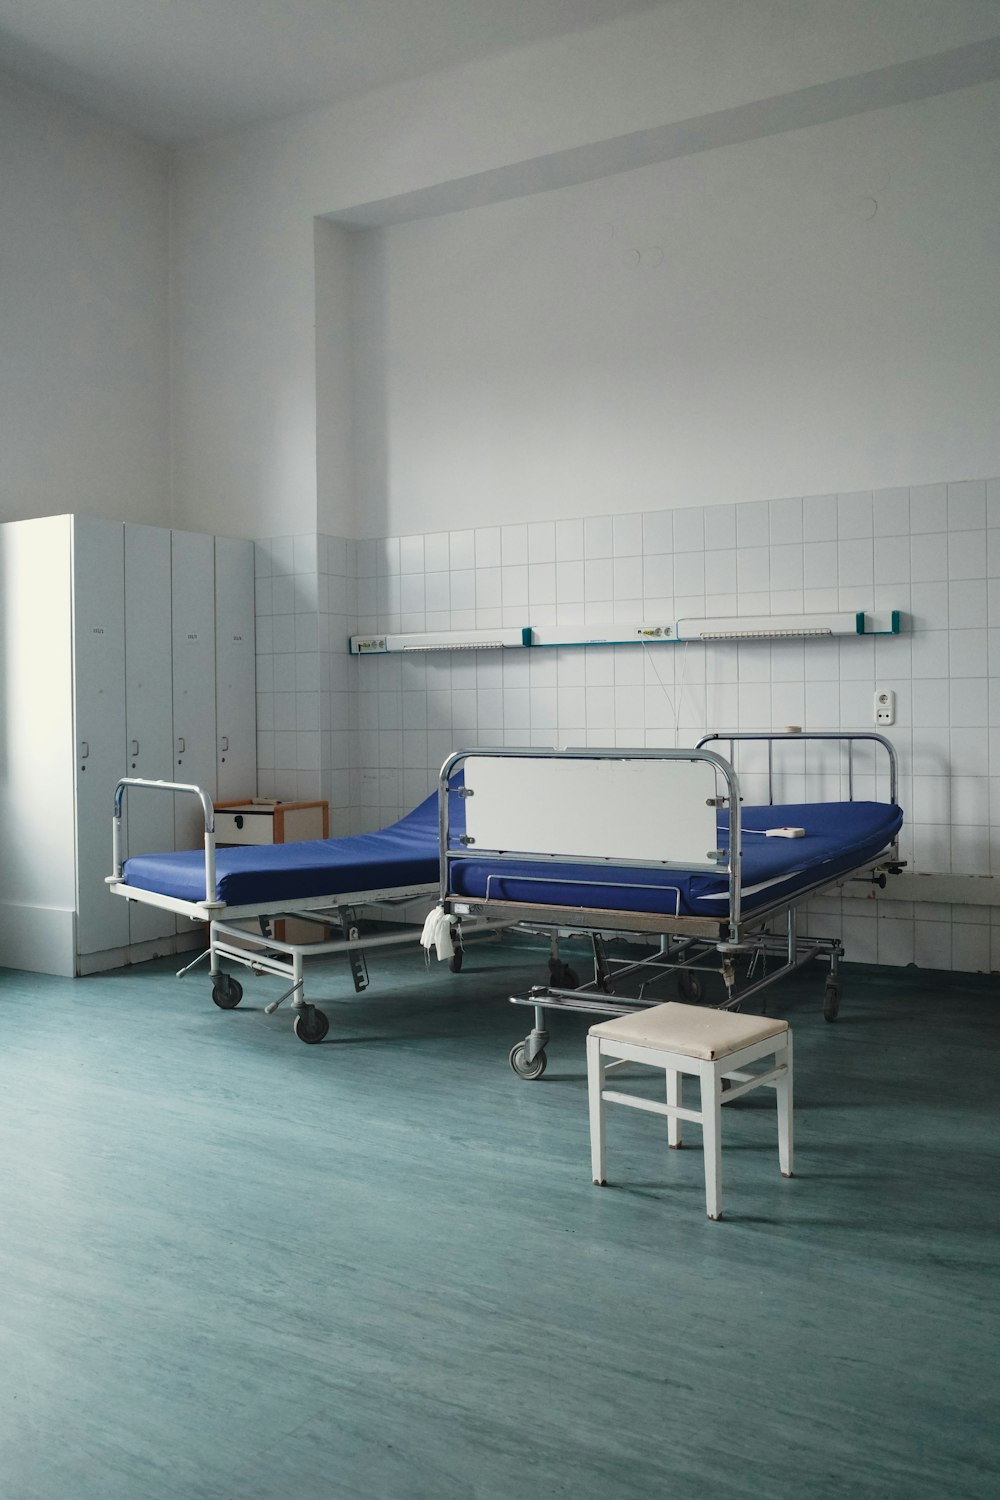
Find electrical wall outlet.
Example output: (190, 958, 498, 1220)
(874, 688, 896, 726)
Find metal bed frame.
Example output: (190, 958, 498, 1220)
(108, 777, 465, 1044)
(437, 733, 902, 1078)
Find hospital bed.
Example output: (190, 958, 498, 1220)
(437, 733, 903, 1078)
(108, 779, 469, 1043)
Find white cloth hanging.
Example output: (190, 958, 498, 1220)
(420, 903, 455, 960)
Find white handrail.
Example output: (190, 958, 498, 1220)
(112, 777, 217, 903)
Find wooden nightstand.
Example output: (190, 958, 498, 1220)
(215, 798, 330, 943)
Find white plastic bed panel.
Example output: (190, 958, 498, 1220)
(462, 755, 721, 869)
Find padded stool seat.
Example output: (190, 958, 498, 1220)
(587, 1001, 793, 1220)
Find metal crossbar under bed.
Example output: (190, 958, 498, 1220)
(437, 733, 903, 1078)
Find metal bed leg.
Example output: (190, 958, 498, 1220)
(246, 950, 332, 1045)
(201, 922, 244, 1009)
(288, 949, 330, 1046)
(824, 942, 843, 1022)
(510, 1005, 550, 1081)
(547, 930, 579, 989)
(591, 933, 615, 994)
(177, 943, 245, 1012)
(449, 919, 464, 973)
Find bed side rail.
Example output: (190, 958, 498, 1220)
(438, 746, 745, 938)
(697, 730, 898, 805)
(697, 730, 900, 859)
(110, 777, 218, 904)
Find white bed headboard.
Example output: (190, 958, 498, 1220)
(461, 754, 722, 869)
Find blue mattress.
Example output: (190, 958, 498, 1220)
(448, 801, 902, 919)
(122, 788, 462, 907)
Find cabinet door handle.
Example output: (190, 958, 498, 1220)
(80, 741, 89, 760)
(220, 736, 229, 752)
(176, 737, 186, 754)
(130, 739, 139, 757)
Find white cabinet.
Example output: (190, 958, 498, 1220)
(214, 536, 257, 803)
(73, 517, 129, 956)
(0, 515, 78, 974)
(124, 524, 176, 946)
(0, 515, 258, 976)
(171, 529, 218, 853)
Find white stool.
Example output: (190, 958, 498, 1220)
(587, 1002, 793, 1220)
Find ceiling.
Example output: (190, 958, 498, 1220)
(0, 0, 664, 147)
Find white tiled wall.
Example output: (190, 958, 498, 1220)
(256, 475, 1000, 973)
(253, 530, 357, 836)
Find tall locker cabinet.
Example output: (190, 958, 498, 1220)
(171, 530, 218, 854)
(0, 515, 127, 972)
(215, 536, 257, 802)
(0, 516, 259, 978)
(0, 516, 78, 973)
(73, 518, 129, 957)
(124, 525, 176, 945)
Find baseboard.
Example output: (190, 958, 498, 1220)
(0, 901, 76, 977)
(76, 930, 205, 976)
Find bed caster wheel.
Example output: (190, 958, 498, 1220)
(509, 1041, 547, 1080)
(294, 1006, 330, 1045)
(677, 970, 703, 1002)
(823, 981, 840, 1022)
(548, 961, 579, 989)
(449, 949, 463, 973)
(211, 974, 243, 1009)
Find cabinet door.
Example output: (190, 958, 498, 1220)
(215, 536, 257, 802)
(73, 517, 129, 956)
(171, 530, 217, 852)
(124, 524, 175, 944)
(0, 516, 76, 974)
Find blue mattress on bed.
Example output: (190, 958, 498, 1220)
(122, 788, 462, 907)
(447, 800, 902, 918)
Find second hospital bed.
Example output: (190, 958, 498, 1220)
(109, 778, 470, 1043)
(437, 732, 903, 1077)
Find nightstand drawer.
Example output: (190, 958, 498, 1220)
(214, 799, 329, 846)
(215, 807, 277, 844)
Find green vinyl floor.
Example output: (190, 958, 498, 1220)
(0, 937, 997, 1500)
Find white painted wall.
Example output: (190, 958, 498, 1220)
(364, 84, 1000, 535)
(168, 0, 1000, 541)
(0, 73, 170, 526)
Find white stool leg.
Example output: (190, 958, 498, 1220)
(587, 1035, 607, 1185)
(700, 1062, 723, 1220)
(776, 1032, 794, 1178)
(666, 1065, 682, 1148)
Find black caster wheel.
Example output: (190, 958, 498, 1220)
(548, 962, 579, 989)
(449, 949, 463, 973)
(509, 1041, 547, 1080)
(294, 1007, 330, 1045)
(211, 974, 243, 1009)
(677, 970, 703, 1002)
(823, 981, 840, 1022)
